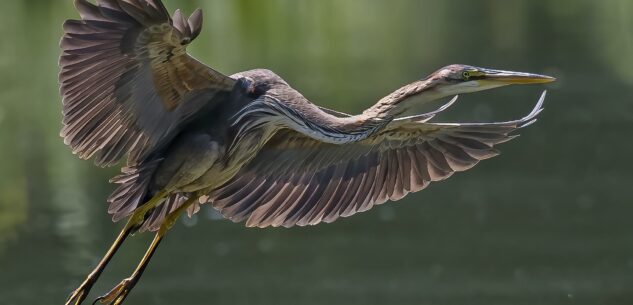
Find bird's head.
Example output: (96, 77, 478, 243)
(371, 64, 556, 118)
(424, 64, 555, 96)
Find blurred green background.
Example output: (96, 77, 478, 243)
(1, 0, 632, 304)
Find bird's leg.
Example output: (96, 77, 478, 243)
(64, 218, 135, 305)
(65, 191, 168, 305)
(94, 196, 198, 305)
(93, 232, 164, 305)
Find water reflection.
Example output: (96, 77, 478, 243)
(0, 0, 632, 304)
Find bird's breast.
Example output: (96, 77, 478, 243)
(181, 125, 277, 193)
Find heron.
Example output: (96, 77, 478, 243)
(59, 0, 555, 304)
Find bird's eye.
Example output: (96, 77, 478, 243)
(462, 71, 471, 79)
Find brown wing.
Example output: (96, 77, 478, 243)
(59, 0, 236, 166)
(208, 93, 545, 228)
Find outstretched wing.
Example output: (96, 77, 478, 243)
(59, 0, 236, 166)
(209, 92, 546, 228)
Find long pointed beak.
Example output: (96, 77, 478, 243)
(482, 69, 556, 84)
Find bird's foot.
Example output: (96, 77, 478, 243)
(93, 278, 135, 305)
(65, 280, 94, 305)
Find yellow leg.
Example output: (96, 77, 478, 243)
(95, 196, 198, 305)
(65, 191, 168, 305)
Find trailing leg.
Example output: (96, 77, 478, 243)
(94, 196, 199, 305)
(64, 192, 168, 305)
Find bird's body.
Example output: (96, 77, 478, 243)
(59, 1, 554, 304)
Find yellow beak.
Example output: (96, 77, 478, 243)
(481, 69, 556, 84)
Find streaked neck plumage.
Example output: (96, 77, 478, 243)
(362, 78, 438, 120)
(231, 71, 441, 146)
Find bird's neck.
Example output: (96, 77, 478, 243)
(309, 80, 439, 142)
(275, 79, 440, 143)
(362, 79, 438, 119)
(230, 79, 440, 145)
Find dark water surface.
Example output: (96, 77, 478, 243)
(1, 1, 632, 304)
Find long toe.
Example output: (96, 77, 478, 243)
(66, 281, 95, 305)
(66, 289, 86, 305)
(93, 278, 134, 305)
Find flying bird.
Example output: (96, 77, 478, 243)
(59, 0, 555, 304)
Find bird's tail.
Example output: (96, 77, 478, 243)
(107, 158, 198, 232)
(107, 159, 163, 223)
